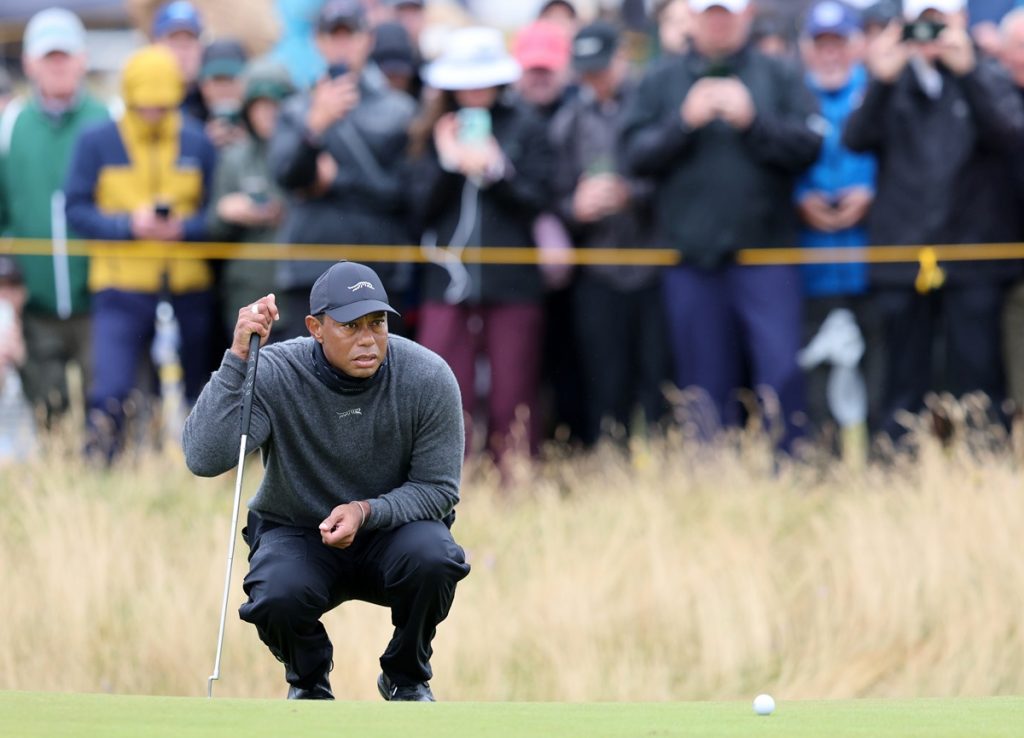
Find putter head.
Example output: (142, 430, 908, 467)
(207, 674, 217, 698)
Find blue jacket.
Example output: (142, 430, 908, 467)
(796, 65, 876, 298)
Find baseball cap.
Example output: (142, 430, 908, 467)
(803, 1, 860, 38)
(903, 0, 964, 20)
(318, 0, 368, 33)
(384, 0, 425, 6)
(309, 262, 400, 323)
(572, 22, 620, 73)
(24, 8, 87, 58)
(513, 21, 571, 73)
(153, 1, 202, 38)
(372, 22, 416, 77)
(200, 39, 247, 80)
(688, 0, 750, 13)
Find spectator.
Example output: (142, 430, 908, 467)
(996, 7, 1024, 417)
(0, 8, 109, 427)
(844, 0, 1024, 438)
(384, 0, 428, 51)
(0, 256, 34, 462)
(152, 1, 207, 121)
(269, 0, 329, 88)
(549, 21, 671, 444)
(512, 20, 583, 444)
(970, 0, 1017, 57)
(269, 0, 417, 339)
(751, 12, 796, 59)
(65, 45, 218, 458)
(513, 20, 575, 121)
(208, 59, 294, 334)
(862, 1, 902, 42)
(376, 1, 426, 97)
(410, 27, 552, 462)
(654, 0, 693, 56)
(371, 21, 420, 96)
(198, 38, 248, 149)
(538, 0, 581, 37)
(620, 0, 822, 449)
(795, 0, 885, 443)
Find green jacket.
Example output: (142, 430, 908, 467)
(0, 92, 109, 317)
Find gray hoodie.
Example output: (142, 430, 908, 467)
(183, 335, 464, 530)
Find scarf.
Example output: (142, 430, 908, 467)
(309, 340, 387, 394)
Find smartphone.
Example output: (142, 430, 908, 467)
(327, 62, 350, 80)
(456, 107, 492, 145)
(154, 201, 171, 219)
(902, 19, 945, 43)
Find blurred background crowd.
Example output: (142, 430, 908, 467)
(2, 0, 1024, 466)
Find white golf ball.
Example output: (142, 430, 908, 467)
(753, 693, 775, 715)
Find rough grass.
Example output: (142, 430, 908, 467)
(1, 419, 1022, 702)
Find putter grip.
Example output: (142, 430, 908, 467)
(239, 332, 261, 436)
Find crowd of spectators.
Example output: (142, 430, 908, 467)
(3, 0, 1024, 464)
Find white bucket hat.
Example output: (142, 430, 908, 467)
(422, 27, 522, 91)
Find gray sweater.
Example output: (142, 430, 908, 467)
(183, 335, 464, 530)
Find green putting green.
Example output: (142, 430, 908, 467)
(2, 692, 1022, 738)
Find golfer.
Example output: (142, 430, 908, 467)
(183, 261, 470, 701)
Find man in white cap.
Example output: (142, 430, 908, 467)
(844, 0, 1024, 440)
(620, 0, 823, 451)
(0, 8, 109, 427)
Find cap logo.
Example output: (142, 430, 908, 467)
(574, 37, 603, 57)
(348, 281, 375, 291)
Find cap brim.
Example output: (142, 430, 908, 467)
(323, 300, 400, 323)
(201, 60, 244, 79)
(422, 59, 521, 90)
(573, 53, 613, 73)
(26, 38, 85, 58)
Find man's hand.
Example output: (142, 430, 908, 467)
(306, 76, 360, 138)
(231, 294, 280, 360)
(680, 78, 720, 129)
(131, 206, 184, 241)
(866, 21, 910, 83)
(205, 117, 245, 148)
(714, 78, 756, 130)
(937, 15, 976, 77)
(319, 501, 367, 549)
(573, 173, 630, 223)
(217, 193, 284, 228)
(798, 192, 842, 233)
(832, 186, 874, 230)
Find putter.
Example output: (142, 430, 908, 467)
(207, 327, 262, 698)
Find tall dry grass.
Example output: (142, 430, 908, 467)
(1, 422, 1022, 701)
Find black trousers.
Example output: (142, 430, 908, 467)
(238, 511, 470, 690)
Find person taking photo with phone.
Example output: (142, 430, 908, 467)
(65, 44, 217, 460)
(409, 27, 553, 467)
(269, 0, 417, 340)
(843, 0, 1024, 441)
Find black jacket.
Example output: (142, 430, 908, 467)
(269, 65, 417, 291)
(620, 46, 822, 270)
(550, 82, 659, 291)
(410, 97, 552, 305)
(843, 59, 1024, 286)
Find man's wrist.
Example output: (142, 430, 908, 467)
(353, 500, 368, 529)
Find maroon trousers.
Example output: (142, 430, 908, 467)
(417, 302, 543, 459)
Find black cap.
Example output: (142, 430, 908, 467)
(318, 0, 368, 33)
(371, 22, 416, 76)
(309, 262, 400, 323)
(572, 21, 619, 73)
(200, 38, 248, 80)
(0, 255, 23, 285)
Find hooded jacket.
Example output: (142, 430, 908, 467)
(64, 45, 217, 294)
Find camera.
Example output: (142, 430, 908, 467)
(327, 63, 350, 80)
(902, 19, 945, 43)
(154, 201, 171, 219)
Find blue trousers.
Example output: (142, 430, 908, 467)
(662, 264, 805, 449)
(88, 288, 215, 450)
